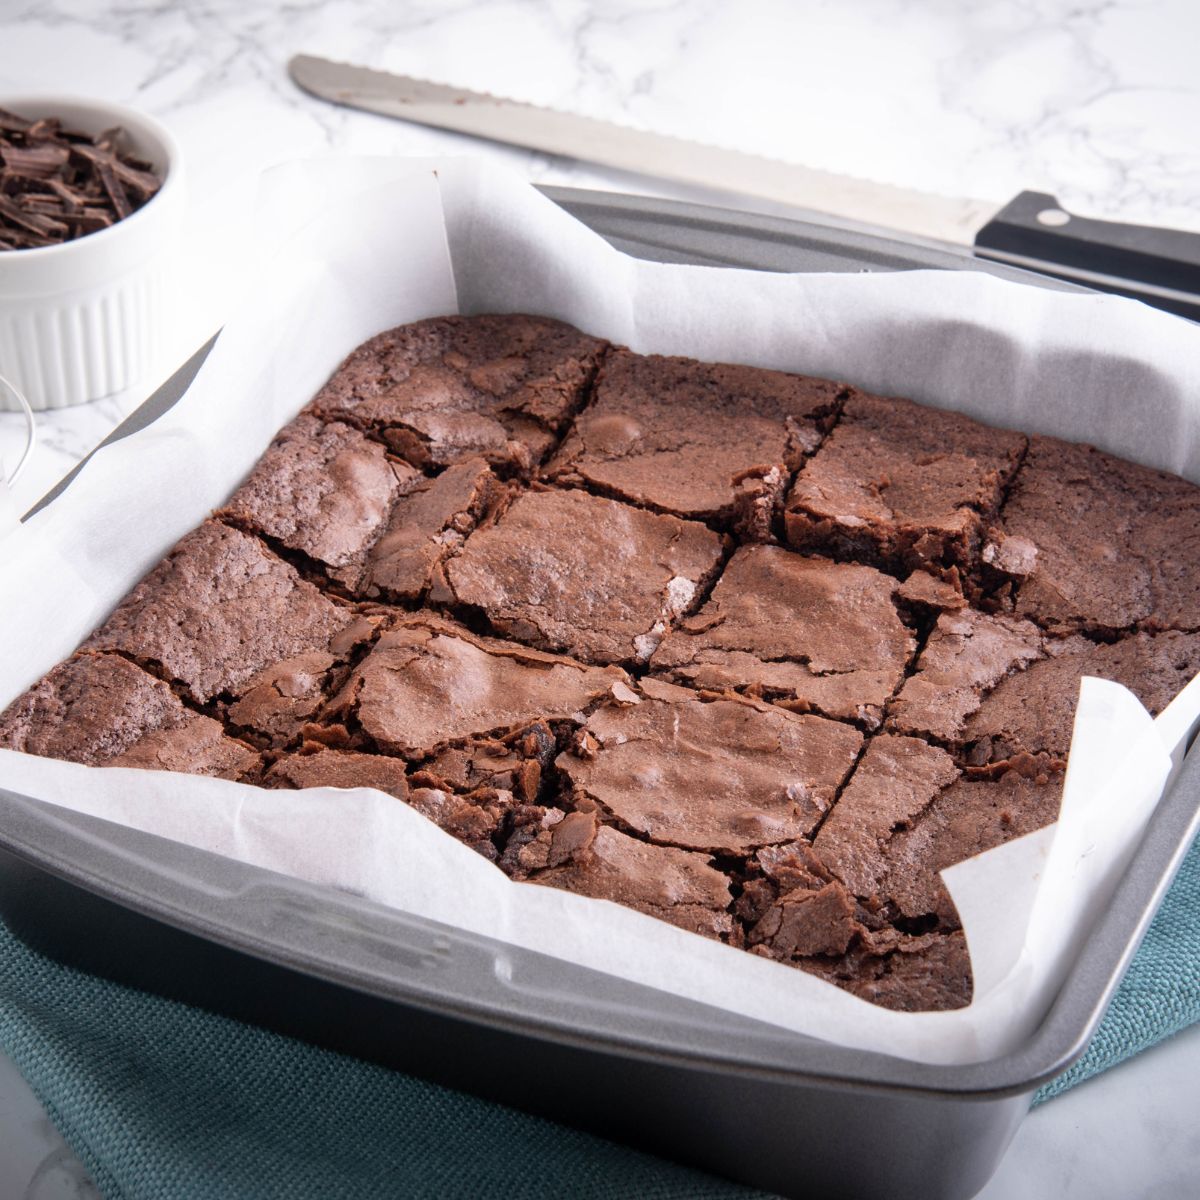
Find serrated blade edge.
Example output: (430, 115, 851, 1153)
(289, 55, 997, 246)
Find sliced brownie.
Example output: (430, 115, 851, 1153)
(340, 456, 501, 601)
(888, 608, 1044, 746)
(0, 653, 258, 778)
(556, 677, 862, 855)
(218, 414, 417, 575)
(435, 488, 725, 666)
(993, 435, 1200, 635)
(961, 629, 1200, 766)
(545, 351, 843, 537)
(651, 544, 915, 727)
(308, 314, 607, 475)
(512, 811, 735, 940)
(784, 392, 1026, 575)
(83, 522, 357, 707)
(326, 614, 630, 759)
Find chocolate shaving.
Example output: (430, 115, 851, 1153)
(0, 107, 162, 251)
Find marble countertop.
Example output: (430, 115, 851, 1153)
(1, 1, 1198, 1196)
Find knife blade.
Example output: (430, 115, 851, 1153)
(289, 54, 1200, 320)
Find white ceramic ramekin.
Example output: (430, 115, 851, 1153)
(0, 96, 183, 411)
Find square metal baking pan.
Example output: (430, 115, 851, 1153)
(2, 188, 1198, 1200)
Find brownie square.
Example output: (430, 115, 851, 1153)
(327, 614, 630, 759)
(651, 544, 915, 727)
(556, 677, 863, 855)
(784, 392, 1026, 573)
(811, 735, 1063, 929)
(0, 654, 258, 778)
(545, 351, 843, 537)
(264, 746, 507, 861)
(222, 416, 504, 604)
(219, 414, 417, 574)
(223, 614, 380, 748)
(887, 608, 1044, 745)
(513, 810, 735, 940)
(995, 435, 1200, 634)
(960, 629, 1200, 766)
(309, 314, 607, 475)
(436, 488, 726, 666)
(341, 457, 502, 602)
(83, 522, 362, 708)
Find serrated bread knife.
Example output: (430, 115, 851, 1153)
(289, 53, 1200, 321)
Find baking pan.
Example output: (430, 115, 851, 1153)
(2, 188, 1197, 1200)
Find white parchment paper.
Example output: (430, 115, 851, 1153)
(2, 156, 1199, 1066)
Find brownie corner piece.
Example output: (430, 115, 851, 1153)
(0, 652, 259, 779)
(784, 391, 1026, 574)
(308, 313, 608, 475)
(438, 487, 726, 665)
(545, 349, 845, 535)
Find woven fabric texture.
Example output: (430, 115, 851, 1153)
(1033, 830, 1200, 1103)
(0, 832, 1196, 1197)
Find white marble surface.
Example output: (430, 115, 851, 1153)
(1, 1, 1198, 1195)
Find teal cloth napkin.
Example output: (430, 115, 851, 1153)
(1, 832, 1197, 1199)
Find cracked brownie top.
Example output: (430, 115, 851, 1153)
(5, 312, 1199, 1015)
(546, 350, 843, 536)
(307, 313, 607, 475)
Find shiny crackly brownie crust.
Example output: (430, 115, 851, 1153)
(4, 312, 1199, 1014)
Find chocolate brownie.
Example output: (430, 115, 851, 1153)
(327, 614, 630, 758)
(961, 630, 1200, 766)
(784, 392, 1026, 573)
(435, 488, 726, 665)
(309, 314, 607, 474)
(219, 414, 417, 573)
(84, 522, 357, 706)
(264, 746, 506, 860)
(733, 836, 974, 1009)
(888, 609, 1044, 745)
(512, 809, 735, 940)
(222, 417, 502, 602)
(545, 351, 843, 537)
(993, 435, 1200, 634)
(0, 654, 258, 778)
(800, 929, 973, 1012)
(341, 457, 502, 601)
(812, 735, 1061, 929)
(223, 625, 379, 748)
(7, 313, 1199, 1016)
(651, 545, 915, 727)
(557, 678, 863, 854)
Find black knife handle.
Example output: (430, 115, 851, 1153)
(973, 191, 1200, 321)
